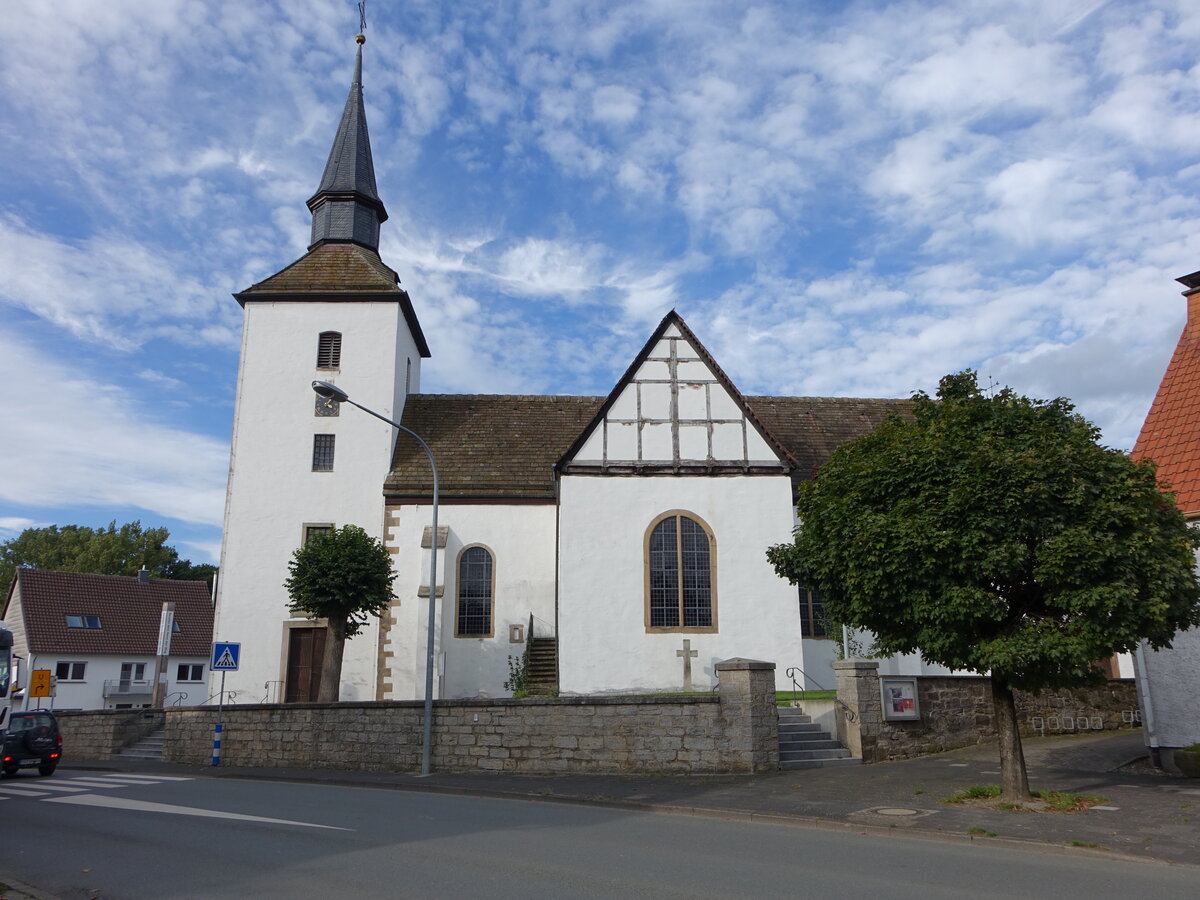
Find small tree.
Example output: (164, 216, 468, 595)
(768, 371, 1200, 801)
(284, 525, 396, 702)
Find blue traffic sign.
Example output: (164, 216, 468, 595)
(211, 642, 241, 671)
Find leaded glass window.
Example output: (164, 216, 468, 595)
(798, 585, 827, 637)
(312, 434, 335, 471)
(647, 513, 714, 631)
(456, 546, 493, 637)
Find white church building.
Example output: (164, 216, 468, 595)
(212, 39, 941, 706)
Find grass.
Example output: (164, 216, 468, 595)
(967, 826, 996, 837)
(1070, 840, 1109, 849)
(942, 784, 1107, 812)
(943, 785, 1001, 803)
(776, 690, 836, 706)
(1032, 790, 1108, 812)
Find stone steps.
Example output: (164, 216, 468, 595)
(525, 638, 557, 695)
(778, 709, 860, 770)
(116, 729, 166, 761)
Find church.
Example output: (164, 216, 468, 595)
(212, 38, 941, 705)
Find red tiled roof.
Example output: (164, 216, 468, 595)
(1133, 302, 1200, 516)
(4, 570, 214, 656)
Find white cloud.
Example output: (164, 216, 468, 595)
(0, 333, 227, 527)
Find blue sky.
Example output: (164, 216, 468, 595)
(3, 0, 1200, 565)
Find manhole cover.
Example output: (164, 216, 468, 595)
(871, 807, 922, 817)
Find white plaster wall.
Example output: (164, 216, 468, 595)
(383, 503, 557, 700)
(24, 654, 211, 711)
(213, 300, 420, 703)
(558, 474, 802, 694)
(1139, 626, 1200, 748)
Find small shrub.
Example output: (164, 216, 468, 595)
(967, 826, 996, 837)
(504, 653, 528, 698)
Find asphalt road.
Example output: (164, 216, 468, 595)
(3, 771, 1197, 899)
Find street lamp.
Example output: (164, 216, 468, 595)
(311, 380, 440, 776)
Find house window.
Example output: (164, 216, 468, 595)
(172, 618, 181, 633)
(645, 511, 716, 632)
(303, 524, 334, 546)
(55, 661, 86, 681)
(456, 546, 494, 637)
(798, 585, 827, 638)
(65, 615, 102, 629)
(312, 434, 335, 471)
(316, 331, 342, 368)
(177, 664, 204, 682)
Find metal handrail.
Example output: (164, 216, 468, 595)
(784, 665, 857, 724)
(261, 680, 284, 703)
(165, 691, 188, 707)
(203, 689, 238, 706)
(528, 613, 555, 639)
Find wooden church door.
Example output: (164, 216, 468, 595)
(285, 627, 326, 702)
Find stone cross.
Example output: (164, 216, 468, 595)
(677, 639, 698, 691)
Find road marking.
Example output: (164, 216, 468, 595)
(44, 793, 352, 830)
(0, 786, 60, 796)
(2, 783, 90, 793)
(48, 778, 130, 789)
(89, 774, 194, 782)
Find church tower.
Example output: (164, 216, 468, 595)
(213, 36, 429, 704)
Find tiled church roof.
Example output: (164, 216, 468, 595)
(236, 243, 401, 297)
(1132, 276, 1200, 517)
(5, 569, 214, 656)
(385, 393, 912, 499)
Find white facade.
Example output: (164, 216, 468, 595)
(1136, 627, 1200, 754)
(382, 503, 557, 700)
(558, 474, 801, 693)
(213, 298, 421, 703)
(21, 653, 210, 712)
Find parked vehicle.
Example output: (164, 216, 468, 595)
(2, 709, 62, 777)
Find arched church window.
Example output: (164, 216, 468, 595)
(456, 545, 494, 638)
(316, 331, 342, 369)
(645, 511, 717, 632)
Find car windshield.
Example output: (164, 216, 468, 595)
(8, 715, 53, 733)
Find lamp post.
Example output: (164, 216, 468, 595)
(311, 380, 440, 776)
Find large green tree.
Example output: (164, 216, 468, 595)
(768, 371, 1200, 801)
(0, 520, 217, 596)
(284, 525, 396, 702)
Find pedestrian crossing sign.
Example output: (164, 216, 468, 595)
(211, 642, 241, 671)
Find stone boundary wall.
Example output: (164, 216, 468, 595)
(160, 658, 777, 774)
(834, 661, 1140, 763)
(54, 709, 164, 760)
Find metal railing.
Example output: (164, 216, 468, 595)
(528, 612, 555, 639)
(103, 679, 153, 698)
(165, 691, 188, 707)
(261, 681, 284, 704)
(784, 665, 857, 724)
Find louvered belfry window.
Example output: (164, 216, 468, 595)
(316, 331, 342, 369)
(456, 546, 494, 637)
(648, 513, 714, 630)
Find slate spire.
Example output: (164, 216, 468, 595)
(306, 35, 388, 251)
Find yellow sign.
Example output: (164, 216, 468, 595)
(29, 669, 52, 698)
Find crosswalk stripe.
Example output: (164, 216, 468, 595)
(83, 774, 194, 783)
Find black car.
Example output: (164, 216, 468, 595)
(2, 710, 62, 777)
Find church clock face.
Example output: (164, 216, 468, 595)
(315, 396, 340, 417)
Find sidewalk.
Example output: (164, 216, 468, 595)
(66, 730, 1200, 867)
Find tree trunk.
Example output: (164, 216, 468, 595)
(990, 672, 1032, 801)
(318, 621, 346, 702)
